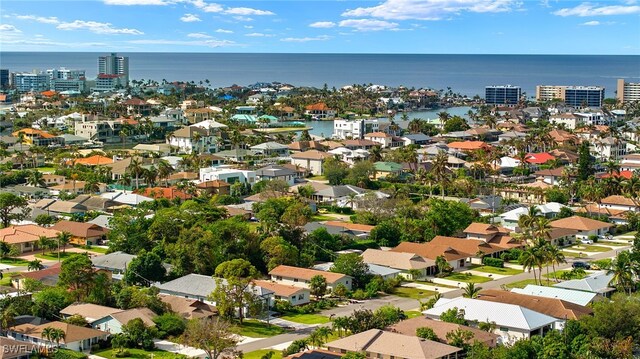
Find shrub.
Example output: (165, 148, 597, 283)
(416, 327, 439, 341)
(351, 289, 372, 300)
(114, 351, 131, 358)
(53, 349, 87, 359)
(482, 257, 504, 268)
(588, 234, 598, 243)
(153, 313, 186, 338)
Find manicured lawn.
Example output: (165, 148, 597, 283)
(78, 245, 109, 254)
(404, 310, 423, 319)
(0, 257, 30, 266)
(471, 266, 523, 275)
(568, 245, 611, 252)
(308, 175, 327, 181)
(242, 350, 283, 359)
(622, 231, 637, 236)
(597, 241, 628, 247)
(281, 313, 330, 324)
(35, 251, 76, 261)
(311, 214, 335, 222)
(393, 286, 436, 300)
(36, 166, 56, 173)
(443, 273, 492, 283)
(0, 272, 18, 286)
(505, 279, 552, 289)
(543, 270, 587, 280)
(93, 348, 186, 359)
(239, 320, 286, 338)
(561, 251, 590, 258)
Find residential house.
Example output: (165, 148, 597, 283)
(255, 165, 297, 186)
(373, 161, 403, 178)
(311, 185, 366, 203)
(364, 132, 393, 148)
(74, 120, 121, 143)
(463, 223, 521, 248)
(388, 317, 499, 348)
(591, 136, 626, 161)
(447, 141, 491, 152)
(325, 329, 462, 359)
(361, 249, 436, 279)
(9, 322, 109, 352)
(42, 174, 66, 187)
(599, 195, 639, 212)
(342, 139, 379, 150)
(269, 265, 353, 291)
(390, 242, 472, 270)
(199, 165, 256, 184)
(303, 222, 373, 240)
(123, 98, 150, 116)
(290, 150, 333, 176)
(51, 220, 109, 246)
(511, 285, 598, 306)
(196, 180, 231, 196)
(49, 180, 108, 195)
(100, 191, 154, 207)
(159, 295, 218, 319)
(253, 280, 311, 306)
(0, 225, 59, 254)
(328, 147, 369, 165)
(621, 153, 640, 172)
(60, 303, 156, 334)
(401, 133, 431, 146)
(477, 289, 592, 330)
(424, 297, 556, 345)
(305, 103, 336, 119)
(13, 263, 62, 288)
(554, 271, 615, 297)
(168, 126, 219, 154)
(333, 119, 379, 140)
(250, 142, 289, 156)
(549, 113, 581, 129)
(550, 216, 613, 239)
(91, 251, 136, 279)
(288, 140, 326, 152)
(184, 108, 217, 124)
(428, 236, 516, 264)
(71, 155, 114, 167)
(11, 128, 63, 146)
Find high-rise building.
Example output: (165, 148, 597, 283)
(563, 86, 605, 108)
(617, 79, 640, 104)
(12, 72, 50, 92)
(485, 85, 521, 106)
(46, 67, 87, 93)
(47, 67, 86, 80)
(98, 53, 129, 85)
(0, 69, 9, 89)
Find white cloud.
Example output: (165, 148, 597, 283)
(245, 32, 274, 37)
(233, 16, 254, 22)
(104, 0, 172, 4)
(281, 35, 331, 42)
(128, 38, 236, 47)
(554, 3, 640, 16)
(215, 28, 233, 33)
(57, 20, 144, 35)
(309, 21, 336, 28)
(581, 20, 601, 25)
(342, 0, 518, 21)
(191, 0, 224, 13)
(180, 13, 201, 22)
(224, 7, 274, 16)
(339, 19, 399, 31)
(15, 15, 60, 24)
(0, 24, 22, 33)
(244, 25, 254, 29)
(187, 32, 212, 38)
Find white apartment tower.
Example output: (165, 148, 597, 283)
(98, 53, 129, 84)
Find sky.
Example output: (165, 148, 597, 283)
(1, 0, 639, 54)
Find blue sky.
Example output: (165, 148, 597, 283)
(1, 0, 639, 54)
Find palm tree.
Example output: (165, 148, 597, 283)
(462, 282, 482, 298)
(157, 159, 174, 187)
(142, 167, 158, 187)
(28, 259, 44, 271)
(37, 235, 51, 255)
(407, 119, 422, 134)
(0, 305, 17, 335)
(369, 145, 383, 162)
(57, 231, 72, 254)
(126, 158, 144, 190)
(42, 327, 55, 345)
(26, 170, 46, 187)
(608, 251, 634, 294)
(547, 245, 566, 283)
(520, 247, 539, 285)
(431, 151, 449, 199)
(83, 181, 100, 194)
(437, 111, 450, 129)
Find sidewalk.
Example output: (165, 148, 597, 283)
(401, 282, 458, 294)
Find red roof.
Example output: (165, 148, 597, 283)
(97, 74, 123, 79)
(448, 141, 491, 151)
(305, 102, 331, 111)
(138, 187, 192, 200)
(41, 90, 57, 97)
(525, 152, 555, 164)
(600, 170, 633, 180)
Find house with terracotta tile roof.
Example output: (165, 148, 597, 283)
(525, 152, 556, 165)
(160, 295, 218, 319)
(304, 102, 336, 119)
(288, 140, 326, 152)
(447, 141, 491, 152)
(429, 236, 513, 264)
(9, 321, 109, 352)
(0, 225, 59, 253)
(123, 98, 150, 116)
(364, 131, 392, 148)
(253, 280, 311, 306)
(342, 139, 379, 150)
(325, 329, 462, 359)
(361, 249, 436, 279)
(290, 150, 334, 175)
(388, 317, 499, 348)
(550, 216, 613, 239)
(72, 155, 114, 167)
(323, 221, 375, 233)
(576, 204, 628, 225)
(269, 265, 353, 291)
(390, 242, 472, 270)
(599, 195, 639, 212)
(477, 289, 592, 329)
(11, 128, 62, 146)
(51, 220, 109, 246)
(13, 263, 62, 288)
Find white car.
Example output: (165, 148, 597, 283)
(580, 239, 594, 244)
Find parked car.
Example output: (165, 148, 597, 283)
(580, 238, 594, 244)
(572, 261, 591, 270)
(598, 234, 612, 240)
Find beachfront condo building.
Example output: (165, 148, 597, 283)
(485, 85, 521, 106)
(46, 67, 87, 93)
(0, 69, 9, 89)
(617, 79, 640, 104)
(11, 71, 50, 92)
(536, 85, 604, 108)
(98, 53, 129, 84)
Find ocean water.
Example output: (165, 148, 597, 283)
(1, 53, 639, 97)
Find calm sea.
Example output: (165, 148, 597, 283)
(1, 53, 639, 97)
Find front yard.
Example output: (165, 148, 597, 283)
(280, 313, 330, 324)
(0, 272, 18, 286)
(93, 348, 186, 359)
(566, 244, 611, 252)
(505, 279, 553, 289)
(242, 350, 283, 359)
(35, 251, 76, 261)
(543, 270, 587, 280)
(470, 266, 523, 275)
(0, 257, 30, 266)
(239, 319, 286, 338)
(393, 286, 437, 300)
(443, 272, 492, 284)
